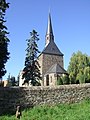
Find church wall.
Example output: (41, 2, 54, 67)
(37, 54, 44, 85)
(43, 74, 56, 86)
(42, 54, 63, 75)
(38, 53, 64, 86)
(49, 73, 57, 86)
(19, 70, 24, 87)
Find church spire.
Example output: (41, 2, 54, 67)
(45, 13, 54, 47)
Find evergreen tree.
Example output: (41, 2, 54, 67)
(10, 76, 16, 86)
(23, 30, 41, 86)
(0, 0, 10, 79)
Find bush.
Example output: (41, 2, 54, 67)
(62, 75, 70, 85)
(57, 77, 63, 85)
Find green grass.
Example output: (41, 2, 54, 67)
(1, 99, 90, 120)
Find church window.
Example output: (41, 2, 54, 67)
(46, 75, 49, 86)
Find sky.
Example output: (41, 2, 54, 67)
(3, 0, 90, 79)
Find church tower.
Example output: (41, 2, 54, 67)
(38, 13, 67, 86)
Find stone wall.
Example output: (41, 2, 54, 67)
(42, 54, 63, 75)
(0, 84, 90, 115)
(38, 53, 63, 76)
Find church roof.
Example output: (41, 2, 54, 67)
(42, 40, 63, 56)
(45, 63, 67, 75)
(46, 13, 53, 37)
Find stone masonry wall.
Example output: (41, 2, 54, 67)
(0, 84, 90, 115)
(42, 54, 63, 75)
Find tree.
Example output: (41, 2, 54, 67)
(0, 0, 10, 79)
(68, 51, 90, 84)
(84, 66, 90, 83)
(61, 75, 70, 85)
(22, 30, 41, 86)
(57, 77, 63, 85)
(10, 76, 16, 86)
(57, 75, 70, 85)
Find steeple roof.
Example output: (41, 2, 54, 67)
(38, 13, 63, 57)
(45, 13, 54, 47)
(45, 63, 67, 75)
(46, 13, 53, 37)
(42, 40, 63, 56)
(42, 13, 63, 56)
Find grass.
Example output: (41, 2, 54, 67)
(1, 99, 90, 120)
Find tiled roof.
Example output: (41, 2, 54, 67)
(42, 41, 63, 56)
(45, 63, 67, 75)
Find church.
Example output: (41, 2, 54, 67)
(38, 13, 67, 86)
(19, 13, 67, 87)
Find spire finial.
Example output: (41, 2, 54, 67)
(45, 12, 54, 47)
(49, 7, 51, 14)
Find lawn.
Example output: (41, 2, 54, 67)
(0, 99, 90, 120)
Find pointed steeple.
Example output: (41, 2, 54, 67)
(45, 13, 54, 47)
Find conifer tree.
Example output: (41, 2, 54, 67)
(23, 30, 41, 86)
(0, 0, 10, 79)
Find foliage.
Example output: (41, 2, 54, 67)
(7, 74, 18, 86)
(23, 30, 41, 86)
(0, 0, 10, 79)
(61, 75, 70, 85)
(68, 51, 90, 84)
(10, 76, 16, 86)
(57, 75, 70, 85)
(84, 66, 90, 83)
(1, 99, 90, 120)
(57, 77, 63, 85)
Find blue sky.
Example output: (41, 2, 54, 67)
(4, 0, 90, 79)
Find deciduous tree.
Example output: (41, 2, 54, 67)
(68, 51, 90, 84)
